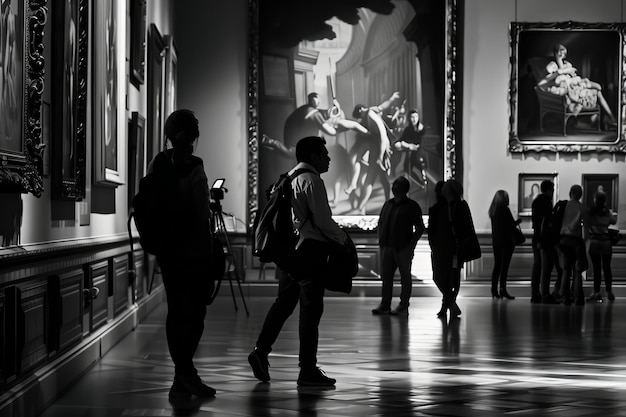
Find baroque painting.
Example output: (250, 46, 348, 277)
(249, 0, 458, 228)
(509, 22, 626, 153)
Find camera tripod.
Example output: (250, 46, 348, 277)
(211, 200, 249, 316)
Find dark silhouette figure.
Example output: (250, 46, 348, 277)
(249, 136, 347, 387)
(587, 191, 617, 302)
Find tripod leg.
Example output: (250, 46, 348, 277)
(227, 259, 239, 312)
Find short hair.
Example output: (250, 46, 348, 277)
(443, 179, 463, 199)
(164, 109, 199, 147)
(295, 136, 326, 163)
(408, 109, 419, 117)
(569, 184, 583, 200)
(540, 180, 554, 193)
(352, 104, 366, 119)
(594, 191, 607, 208)
(393, 176, 410, 194)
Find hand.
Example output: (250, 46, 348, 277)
(390, 92, 401, 101)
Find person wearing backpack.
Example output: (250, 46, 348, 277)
(248, 136, 346, 387)
(530, 180, 561, 304)
(147, 110, 217, 399)
(558, 184, 590, 306)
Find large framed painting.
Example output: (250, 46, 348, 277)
(517, 172, 558, 217)
(51, 0, 88, 199)
(129, 0, 146, 88)
(93, 0, 123, 186)
(146, 23, 166, 162)
(164, 35, 178, 119)
(248, 0, 459, 229)
(509, 22, 626, 153)
(0, 0, 48, 196)
(582, 173, 618, 214)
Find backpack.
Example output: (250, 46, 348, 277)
(541, 199, 568, 245)
(253, 168, 312, 271)
(131, 152, 199, 257)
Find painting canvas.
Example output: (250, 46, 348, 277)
(582, 174, 618, 214)
(94, 0, 122, 185)
(0, 0, 47, 196)
(248, 0, 458, 228)
(509, 22, 626, 153)
(518, 172, 558, 216)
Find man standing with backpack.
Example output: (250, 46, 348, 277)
(249, 136, 346, 387)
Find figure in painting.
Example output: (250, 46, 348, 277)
(0, 0, 19, 150)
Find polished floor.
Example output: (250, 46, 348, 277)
(38, 293, 626, 417)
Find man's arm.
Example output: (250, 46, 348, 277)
(306, 177, 345, 244)
(376, 91, 401, 113)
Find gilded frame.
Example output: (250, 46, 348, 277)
(51, 0, 88, 199)
(0, 0, 48, 196)
(247, 0, 459, 229)
(517, 172, 558, 217)
(582, 173, 618, 214)
(509, 21, 626, 153)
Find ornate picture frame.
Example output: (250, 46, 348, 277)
(129, 0, 146, 88)
(582, 173, 618, 214)
(128, 112, 145, 209)
(93, 0, 123, 186)
(518, 172, 558, 216)
(164, 35, 177, 119)
(146, 23, 166, 162)
(247, 0, 459, 229)
(51, 0, 88, 199)
(509, 21, 626, 153)
(0, 0, 48, 196)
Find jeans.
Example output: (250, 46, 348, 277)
(379, 246, 414, 308)
(558, 237, 586, 301)
(255, 239, 328, 369)
(589, 239, 613, 293)
(491, 244, 514, 291)
(532, 242, 562, 298)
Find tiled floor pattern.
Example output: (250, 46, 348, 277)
(38, 295, 626, 416)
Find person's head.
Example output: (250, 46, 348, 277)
(408, 109, 420, 126)
(352, 104, 367, 119)
(553, 44, 567, 59)
(164, 109, 199, 156)
(569, 184, 583, 201)
(442, 179, 463, 202)
(488, 190, 509, 217)
(593, 191, 607, 209)
(307, 92, 320, 108)
(391, 176, 410, 201)
(540, 180, 555, 195)
(295, 136, 330, 173)
(434, 180, 445, 203)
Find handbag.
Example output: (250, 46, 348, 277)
(512, 224, 526, 246)
(609, 228, 622, 246)
(324, 230, 358, 294)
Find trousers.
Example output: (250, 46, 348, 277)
(379, 246, 414, 308)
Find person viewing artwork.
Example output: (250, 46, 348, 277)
(537, 43, 617, 128)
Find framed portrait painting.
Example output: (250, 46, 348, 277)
(0, 0, 47, 196)
(582, 174, 618, 213)
(146, 24, 166, 162)
(518, 172, 558, 216)
(129, 0, 146, 88)
(93, 0, 123, 186)
(509, 22, 626, 153)
(248, 0, 459, 229)
(51, 0, 88, 199)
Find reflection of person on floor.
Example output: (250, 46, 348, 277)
(537, 44, 616, 127)
(348, 93, 401, 214)
(393, 109, 427, 189)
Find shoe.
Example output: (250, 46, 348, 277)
(390, 305, 409, 315)
(248, 349, 271, 382)
(491, 288, 501, 299)
(530, 296, 542, 304)
(562, 297, 572, 306)
(574, 298, 585, 306)
(169, 380, 192, 399)
(297, 367, 336, 387)
(436, 304, 447, 317)
(372, 305, 391, 315)
(500, 289, 515, 300)
(449, 302, 462, 317)
(173, 374, 216, 398)
(541, 295, 559, 304)
(586, 292, 603, 302)
(608, 291, 616, 301)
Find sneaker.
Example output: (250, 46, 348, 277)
(586, 292, 603, 302)
(449, 302, 462, 317)
(607, 291, 616, 301)
(248, 349, 270, 382)
(297, 367, 336, 387)
(530, 296, 542, 304)
(574, 298, 585, 306)
(562, 297, 572, 306)
(390, 305, 409, 315)
(169, 380, 192, 399)
(372, 305, 391, 315)
(174, 374, 216, 398)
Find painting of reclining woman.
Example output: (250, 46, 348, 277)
(253, 0, 454, 220)
(510, 22, 625, 152)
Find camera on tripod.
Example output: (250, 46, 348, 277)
(210, 178, 226, 202)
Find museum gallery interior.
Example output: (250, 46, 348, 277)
(1, 1, 626, 416)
